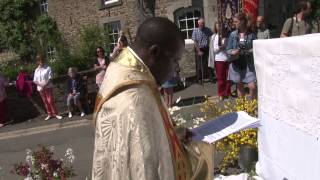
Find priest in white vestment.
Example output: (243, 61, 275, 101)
(92, 17, 213, 180)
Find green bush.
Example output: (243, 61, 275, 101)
(0, 56, 36, 80)
(73, 24, 110, 70)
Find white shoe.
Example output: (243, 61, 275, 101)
(68, 112, 73, 118)
(45, 116, 52, 121)
(80, 112, 85, 117)
(55, 115, 63, 120)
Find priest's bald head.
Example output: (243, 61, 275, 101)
(131, 17, 185, 85)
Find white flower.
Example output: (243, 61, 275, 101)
(175, 96, 181, 104)
(40, 163, 48, 170)
(53, 172, 58, 177)
(25, 155, 33, 165)
(34, 175, 40, 180)
(49, 146, 55, 152)
(25, 149, 32, 156)
(24, 176, 33, 180)
(65, 148, 75, 163)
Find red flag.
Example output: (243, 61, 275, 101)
(243, 0, 259, 19)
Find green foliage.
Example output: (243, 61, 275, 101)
(0, 51, 35, 80)
(75, 24, 110, 69)
(311, 0, 320, 19)
(0, 0, 110, 78)
(0, 0, 39, 61)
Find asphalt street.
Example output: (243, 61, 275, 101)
(0, 82, 218, 179)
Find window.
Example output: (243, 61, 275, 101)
(47, 45, 56, 62)
(40, 0, 48, 13)
(100, 0, 122, 9)
(104, 21, 121, 51)
(174, 7, 202, 39)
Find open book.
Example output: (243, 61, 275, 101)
(191, 111, 260, 144)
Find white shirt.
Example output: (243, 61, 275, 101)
(33, 65, 53, 91)
(212, 34, 228, 62)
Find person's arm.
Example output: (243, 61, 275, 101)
(213, 35, 220, 53)
(226, 33, 239, 56)
(281, 18, 292, 37)
(266, 29, 271, 39)
(33, 69, 41, 86)
(43, 66, 53, 87)
(192, 29, 203, 56)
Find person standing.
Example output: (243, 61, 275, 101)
(33, 54, 62, 121)
(281, 0, 312, 37)
(209, 22, 231, 101)
(256, 16, 271, 39)
(94, 47, 109, 88)
(227, 13, 257, 99)
(66, 67, 85, 118)
(92, 17, 213, 180)
(0, 74, 9, 128)
(192, 18, 214, 83)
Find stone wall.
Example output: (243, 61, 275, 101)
(48, 0, 220, 79)
(48, 0, 145, 45)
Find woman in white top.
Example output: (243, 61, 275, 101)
(33, 54, 62, 121)
(208, 22, 231, 101)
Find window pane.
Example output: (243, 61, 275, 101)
(186, 12, 193, 18)
(104, 21, 121, 51)
(188, 30, 193, 39)
(194, 10, 201, 17)
(182, 31, 188, 39)
(187, 20, 194, 29)
(174, 7, 202, 39)
(179, 20, 186, 29)
(178, 15, 185, 21)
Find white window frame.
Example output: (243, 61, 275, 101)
(174, 7, 202, 40)
(104, 0, 120, 5)
(47, 45, 56, 62)
(104, 21, 121, 51)
(40, 0, 48, 13)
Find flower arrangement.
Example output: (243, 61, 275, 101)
(11, 146, 76, 180)
(201, 96, 258, 173)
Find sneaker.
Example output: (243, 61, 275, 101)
(45, 116, 52, 121)
(55, 115, 63, 120)
(68, 112, 73, 118)
(80, 112, 85, 117)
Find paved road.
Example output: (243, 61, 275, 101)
(0, 82, 219, 179)
(0, 124, 94, 180)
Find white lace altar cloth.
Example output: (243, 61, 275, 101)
(253, 34, 320, 180)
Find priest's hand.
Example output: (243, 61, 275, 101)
(175, 127, 194, 144)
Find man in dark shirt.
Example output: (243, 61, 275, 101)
(192, 18, 214, 84)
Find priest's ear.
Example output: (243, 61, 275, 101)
(148, 44, 161, 59)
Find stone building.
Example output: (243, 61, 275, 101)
(43, 0, 295, 78)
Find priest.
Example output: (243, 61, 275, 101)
(92, 17, 212, 180)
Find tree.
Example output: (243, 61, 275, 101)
(311, 0, 320, 19)
(0, 0, 39, 61)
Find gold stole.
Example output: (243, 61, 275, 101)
(93, 48, 191, 179)
(93, 80, 191, 180)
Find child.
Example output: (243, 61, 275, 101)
(33, 54, 62, 121)
(66, 67, 85, 118)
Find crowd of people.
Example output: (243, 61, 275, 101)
(0, 33, 130, 127)
(0, 0, 318, 128)
(192, 0, 318, 101)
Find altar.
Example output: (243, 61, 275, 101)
(253, 34, 320, 179)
